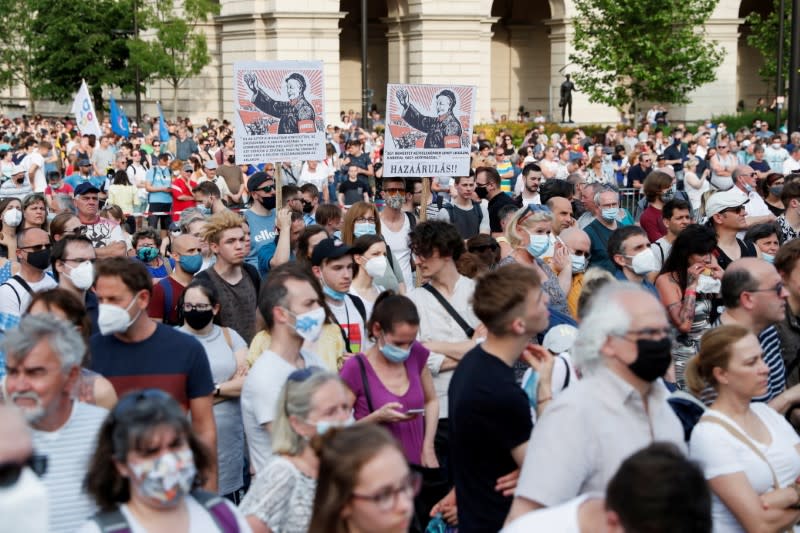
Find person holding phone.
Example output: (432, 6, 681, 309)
(339, 292, 439, 468)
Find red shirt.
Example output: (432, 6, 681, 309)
(171, 178, 197, 221)
(45, 183, 74, 196)
(640, 205, 667, 243)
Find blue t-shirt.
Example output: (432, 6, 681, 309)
(244, 209, 277, 268)
(90, 323, 213, 409)
(64, 174, 106, 191)
(146, 166, 173, 204)
(256, 234, 295, 277)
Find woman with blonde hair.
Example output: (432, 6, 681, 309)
(687, 325, 800, 532)
(684, 156, 709, 213)
(341, 201, 404, 292)
(497, 204, 571, 314)
(241, 368, 352, 533)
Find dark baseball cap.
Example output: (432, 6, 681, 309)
(74, 182, 100, 196)
(247, 171, 274, 192)
(311, 238, 353, 267)
(78, 158, 92, 167)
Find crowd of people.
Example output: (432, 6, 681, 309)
(4, 109, 800, 533)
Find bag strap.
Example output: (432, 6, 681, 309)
(701, 415, 781, 490)
(12, 275, 33, 296)
(222, 327, 233, 351)
(422, 283, 475, 338)
(91, 509, 131, 533)
(355, 354, 375, 413)
(559, 355, 570, 389)
(346, 293, 367, 323)
(192, 490, 241, 532)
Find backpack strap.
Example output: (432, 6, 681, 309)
(559, 355, 571, 389)
(158, 277, 174, 325)
(355, 354, 375, 413)
(473, 200, 483, 224)
(91, 508, 132, 533)
(405, 210, 417, 230)
(422, 283, 475, 338)
(346, 293, 367, 323)
(242, 263, 261, 294)
(192, 490, 241, 533)
(11, 275, 33, 296)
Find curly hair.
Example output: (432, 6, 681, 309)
(408, 220, 464, 261)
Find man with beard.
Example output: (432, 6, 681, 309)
(4, 314, 107, 533)
(514, 163, 542, 207)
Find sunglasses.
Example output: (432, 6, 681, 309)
(257, 184, 275, 193)
(0, 455, 48, 488)
(20, 243, 51, 252)
(748, 281, 785, 297)
(720, 205, 746, 215)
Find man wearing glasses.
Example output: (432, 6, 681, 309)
(0, 228, 57, 319)
(243, 171, 277, 269)
(731, 165, 775, 229)
(51, 235, 99, 332)
(716, 258, 800, 415)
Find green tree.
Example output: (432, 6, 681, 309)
(31, 0, 139, 115)
(746, 0, 791, 92)
(132, 0, 219, 118)
(569, 0, 724, 118)
(0, 0, 41, 112)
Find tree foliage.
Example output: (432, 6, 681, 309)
(131, 0, 219, 117)
(746, 0, 791, 91)
(569, 0, 724, 115)
(0, 0, 41, 111)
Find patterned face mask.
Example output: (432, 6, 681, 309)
(129, 448, 196, 507)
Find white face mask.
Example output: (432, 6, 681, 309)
(3, 208, 22, 228)
(697, 274, 721, 294)
(627, 248, 658, 275)
(364, 255, 388, 279)
(570, 254, 586, 273)
(64, 260, 95, 291)
(289, 306, 326, 342)
(98, 296, 141, 336)
(0, 467, 48, 533)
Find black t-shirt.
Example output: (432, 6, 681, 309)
(626, 164, 651, 187)
(448, 345, 533, 533)
(750, 160, 771, 173)
(662, 143, 685, 170)
(714, 238, 757, 271)
(487, 193, 517, 233)
(338, 179, 368, 206)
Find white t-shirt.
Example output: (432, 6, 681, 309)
(329, 294, 369, 353)
(650, 237, 672, 270)
(690, 403, 800, 533)
(241, 349, 323, 474)
(0, 273, 58, 317)
(684, 171, 710, 213)
(298, 161, 330, 192)
(381, 214, 414, 288)
(783, 157, 800, 176)
(24, 152, 46, 192)
(501, 493, 597, 533)
(75, 494, 253, 533)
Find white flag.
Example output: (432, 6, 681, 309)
(70, 80, 102, 137)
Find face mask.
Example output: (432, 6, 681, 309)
(136, 246, 159, 262)
(570, 254, 586, 273)
(526, 233, 550, 258)
(259, 195, 276, 210)
(183, 308, 214, 330)
(25, 248, 51, 271)
(770, 185, 784, 197)
(302, 200, 314, 214)
(198, 205, 211, 216)
(380, 338, 412, 363)
(313, 415, 355, 436)
(353, 222, 376, 238)
(289, 306, 326, 342)
(364, 255, 387, 278)
(762, 252, 775, 264)
(322, 284, 347, 301)
(773, 143, 781, 149)
(64, 260, 94, 291)
(0, 467, 48, 533)
(662, 190, 674, 202)
(627, 249, 658, 275)
(601, 207, 618, 221)
(3, 208, 22, 227)
(697, 274, 721, 294)
(129, 449, 197, 507)
(628, 337, 672, 382)
(710, 176, 733, 191)
(98, 296, 141, 336)
(178, 254, 203, 274)
(385, 195, 404, 210)
(744, 183, 753, 194)
(674, 137, 682, 144)
(475, 186, 489, 199)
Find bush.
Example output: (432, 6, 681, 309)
(709, 110, 786, 133)
(474, 121, 615, 145)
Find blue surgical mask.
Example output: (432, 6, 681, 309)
(770, 185, 784, 197)
(570, 254, 586, 273)
(601, 207, 618, 221)
(380, 341, 412, 363)
(526, 233, 550, 258)
(744, 183, 753, 194)
(178, 254, 203, 274)
(199, 205, 211, 216)
(762, 252, 775, 264)
(313, 415, 355, 436)
(333, 230, 342, 240)
(353, 222, 376, 238)
(321, 281, 347, 301)
(662, 191, 674, 202)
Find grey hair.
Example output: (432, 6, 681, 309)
(3, 314, 85, 372)
(593, 185, 620, 207)
(178, 208, 206, 233)
(272, 370, 345, 456)
(572, 282, 645, 375)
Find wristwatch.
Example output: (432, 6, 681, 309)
(214, 385, 221, 397)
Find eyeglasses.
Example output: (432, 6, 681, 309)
(720, 205, 746, 215)
(571, 249, 590, 257)
(615, 326, 673, 342)
(63, 257, 95, 264)
(355, 216, 376, 224)
(257, 185, 275, 193)
(183, 303, 213, 312)
(748, 281, 785, 297)
(0, 454, 48, 488)
(352, 471, 422, 512)
(718, 145, 728, 149)
(67, 226, 87, 236)
(20, 243, 51, 252)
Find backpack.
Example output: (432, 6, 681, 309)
(440, 199, 483, 239)
(91, 490, 240, 533)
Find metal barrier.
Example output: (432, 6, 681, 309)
(618, 188, 642, 219)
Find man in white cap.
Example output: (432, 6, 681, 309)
(731, 165, 775, 228)
(0, 165, 32, 200)
(705, 188, 757, 270)
(199, 159, 235, 204)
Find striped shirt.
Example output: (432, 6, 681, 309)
(32, 401, 108, 533)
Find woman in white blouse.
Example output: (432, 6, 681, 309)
(687, 325, 800, 533)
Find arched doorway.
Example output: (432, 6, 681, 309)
(491, 0, 552, 121)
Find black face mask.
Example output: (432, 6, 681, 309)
(183, 309, 214, 330)
(475, 186, 489, 199)
(259, 195, 276, 210)
(628, 337, 672, 382)
(26, 248, 51, 271)
(302, 200, 314, 214)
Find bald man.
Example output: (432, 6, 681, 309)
(0, 228, 58, 318)
(559, 227, 591, 318)
(0, 406, 48, 533)
(719, 257, 800, 415)
(147, 234, 203, 324)
(733, 165, 775, 228)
